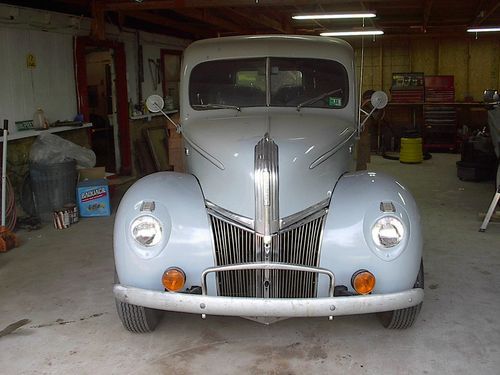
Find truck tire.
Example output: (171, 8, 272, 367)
(377, 259, 424, 329)
(114, 271, 162, 333)
(115, 299, 162, 333)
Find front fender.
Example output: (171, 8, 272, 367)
(113, 172, 215, 293)
(318, 171, 423, 295)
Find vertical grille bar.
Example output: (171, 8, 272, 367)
(209, 212, 326, 299)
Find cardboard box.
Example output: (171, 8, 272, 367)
(77, 167, 111, 217)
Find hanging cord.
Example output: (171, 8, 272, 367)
(0, 156, 17, 232)
(358, 19, 365, 132)
(0, 173, 17, 231)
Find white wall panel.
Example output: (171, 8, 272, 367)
(0, 28, 77, 131)
(0, 3, 190, 136)
(0, 27, 76, 133)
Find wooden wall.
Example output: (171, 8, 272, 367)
(355, 37, 500, 101)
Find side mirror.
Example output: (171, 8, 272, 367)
(145, 94, 181, 133)
(359, 90, 388, 133)
(370, 91, 388, 109)
(146, 94, 165, 113)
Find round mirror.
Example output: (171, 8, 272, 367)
(146, 95, 165, 113)
(370, 91, 389, 109)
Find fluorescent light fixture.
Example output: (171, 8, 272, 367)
(293, 12, 376, 20)
(467, 27, 500, 33)
(321, 30, 384, 36)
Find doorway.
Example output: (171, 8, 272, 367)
(85, 48, 117, 173)
(74, 37, 131, 175)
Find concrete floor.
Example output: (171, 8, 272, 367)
(0, 154, 499, 375)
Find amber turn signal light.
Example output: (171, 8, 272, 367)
(162, 267, 186, 292)
(351, 270, 376, 295)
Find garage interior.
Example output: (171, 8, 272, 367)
(0, 1, 499, 374)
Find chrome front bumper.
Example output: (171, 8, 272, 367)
(113, 284, 424, 319)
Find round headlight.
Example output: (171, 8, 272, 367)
(371, 216, 404, 248)
(131, 215, 162, 247)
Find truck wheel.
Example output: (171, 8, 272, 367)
(115, 299, 162, 333)
(377, 259, 424, 329)
(114, 271, 162, 333)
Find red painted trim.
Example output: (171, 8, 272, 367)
(74, 37, 131, 175)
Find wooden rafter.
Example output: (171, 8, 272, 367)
(90, 0, 105, 39)
(102, 0, 390, 12)
(123, 11, 212, 38)
(225, 8, 293, 33)
(470, 0, 500, 26)
(173, 8, 252, 34)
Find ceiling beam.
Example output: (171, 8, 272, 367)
(90, 0, 105, 39)
(174, 8, 252, 34)
(226, 8, 292, 33)
(471, 0, 500, 26)
(123, 11, 212, 38)
(102, 0, 390, 12)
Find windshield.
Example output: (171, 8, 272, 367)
(189, 58, 348, 110)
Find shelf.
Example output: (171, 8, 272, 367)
(0, 123, 92, 143)
(129, 110, 178, 121)
(388, 102, 485, 106)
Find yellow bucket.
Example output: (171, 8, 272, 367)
(400, 137, 423, 163)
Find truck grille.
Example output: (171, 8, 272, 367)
(209, 211, 326, 298)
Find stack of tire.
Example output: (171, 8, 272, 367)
(457, 134, 498, 181)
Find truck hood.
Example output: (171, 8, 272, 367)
(183, 111, 355, 219)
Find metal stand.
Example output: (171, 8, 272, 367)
(480, 164, 500, 232)
(479, 187, 500, 232)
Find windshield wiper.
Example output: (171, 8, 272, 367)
(296, 88, 343, 112)
(192, 103, 241, 112)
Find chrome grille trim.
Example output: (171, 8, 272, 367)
(254, 134, 279, 235)
(280, 198, 330, 230)
(208, 205, 328, 299)
(202, 263, 335, 298)
(206, 200, 254, 231)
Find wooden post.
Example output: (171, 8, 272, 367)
(90, 0, 105, 40)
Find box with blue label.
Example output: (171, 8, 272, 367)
(77, 178, 111, 217)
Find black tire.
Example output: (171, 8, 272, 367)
(115, 299, 162, 333)
(114, 271, 162, 333)
(377, 259, 424, 329)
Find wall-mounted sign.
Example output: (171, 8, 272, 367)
(15, 120, 34, 131)
(26, 54, 36, 69)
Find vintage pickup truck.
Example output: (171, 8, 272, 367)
(113, 35, 424, 332)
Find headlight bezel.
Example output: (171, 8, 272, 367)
(363, 202, 410, 261)
(126, 202, 171, 260)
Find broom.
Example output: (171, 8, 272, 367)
(0, 119, 17, 252)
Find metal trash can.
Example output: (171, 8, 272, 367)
(400, 137, 423, 164)
(29, 160, 77, 222)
